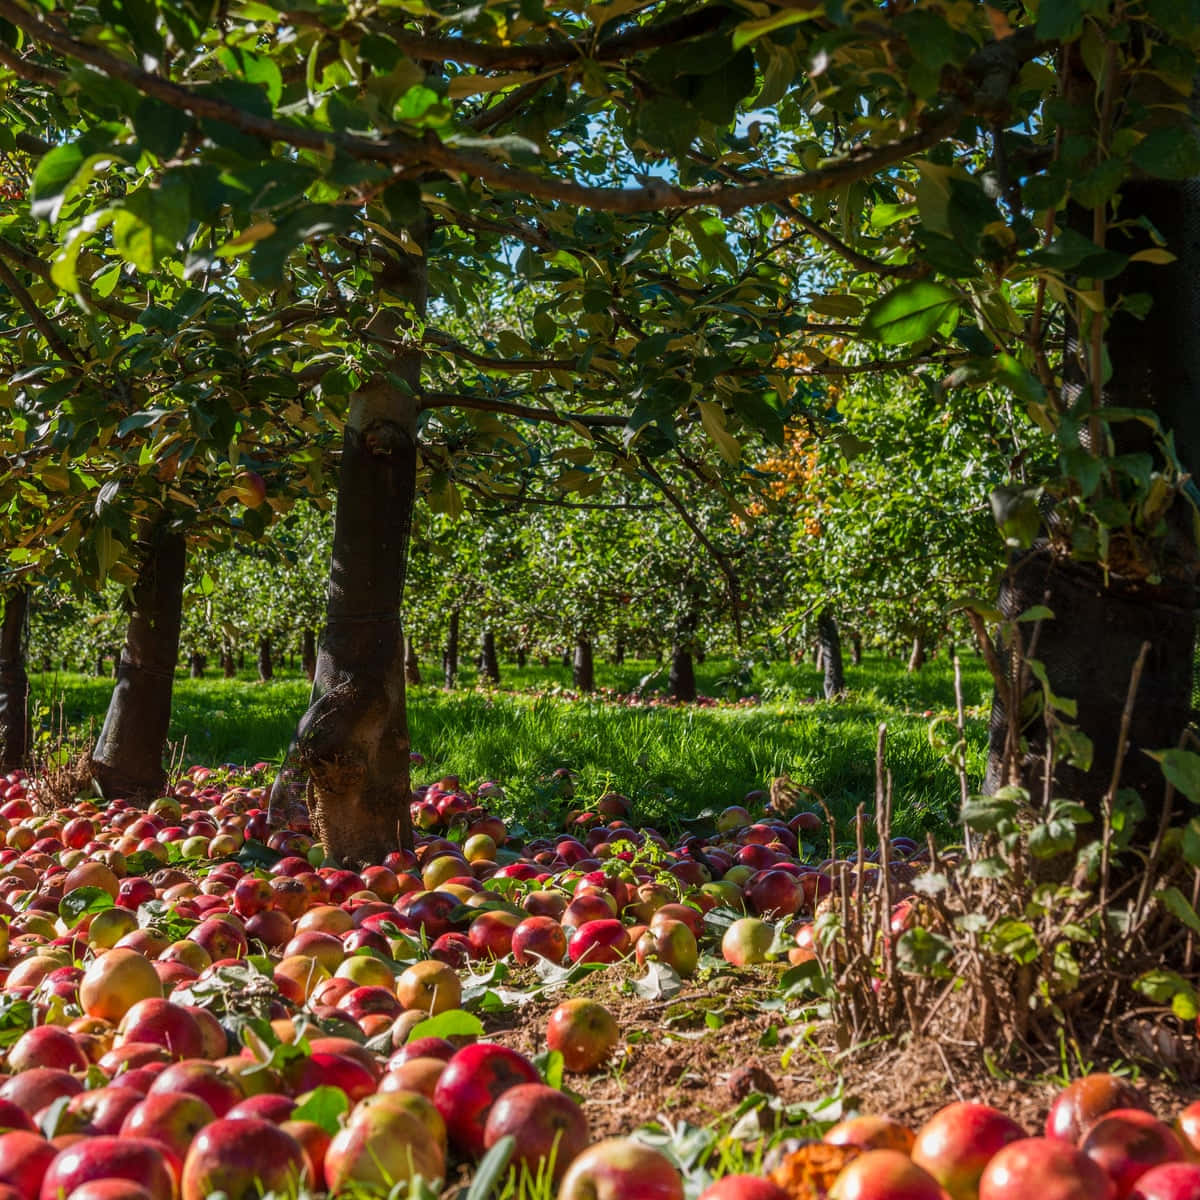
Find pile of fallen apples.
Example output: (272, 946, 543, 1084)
(0, 764, 1192, 1200)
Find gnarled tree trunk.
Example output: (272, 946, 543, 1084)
(92, 527, 186, 801)
(573, 636, 595, 693)
(817, 609, 845, 699)
(442, 607, 459, 689)
(481, 630, 501, 684)
(0, 588, 30, 771)
(276, 230, 428, 866)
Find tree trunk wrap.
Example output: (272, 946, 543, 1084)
(92, 529, 186, 801)
(443, 607, 459, 689)
(257, 637, 273, 682)
(0, 588, 30, 771)
(404, 635, 422, 686)
(984, 550, 1194, 818)
(573, 636, 595, 692)
(481, 630, 501, 684)
(817, 609, 845, 699)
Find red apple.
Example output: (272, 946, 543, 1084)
(0, 1131, 58, 1200)
(546, 998, 619, 1073)
(567, 919, 631, 966)
(634, 919, 698, 977)
(147, 1061, 243, 1118)
(433, 1043, 541, 1160)
(1131, 1163, 1200, 1199)
(37, 1137, 173, 1200)
(483, 1083, 589, 1183)
(1081, 1110, 1184, 1197)
(1046, 1076, 1150, 1143)
(911, 1101, 1026, 1199)
(559, 1138, 683, 1200)
(829, 1149, 945, 1199)
(181, 1118, 308, 1200)
(511, 916, 568, 967)
(698, 1178, 791, 1200)
(980, 1137, 1116, 1200)
(119, 1092, 217, 1179)
(324, 1105, 443, 1194)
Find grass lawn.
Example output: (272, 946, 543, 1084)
(27, 653, 993, 840)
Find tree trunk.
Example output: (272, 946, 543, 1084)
(257, 637, 273, 682)
(907, 635, 925, 673)
(539, 654, 550, 668)
(275, 229, 428, 866)
(573, 636, 595, 693)
(613, 637, 625, 665)
(443, 607, 459, 689)
(0, 588, 30, 771)
(222, 650, 236, 679)
(95, 651, 106, 677)
(111, 650, 120, 679)
(669, 646, 696, 702)
(983, 165, 1200, 817)
(561, 647, 571, 668)
(188, 652, 205, 679)
(302, 628, 317, 682)
(92, 527, 186, 801)
(851, 634, 863, 666)
(404, 635, 421, 686)
(481, 630, 500, 684)
(695, 645, 706, 665)
(516, 645, 527, 668)
(984, 552, 1193, 817)
(817, 609, 845, 699)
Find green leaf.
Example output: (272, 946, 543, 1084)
(31, 144, 86, 222)
(468, 1137, 514, 1200)
(132, 98, 191, 159)
(962, 794, 1020, 832)
(291, 1085, 349, 1135)
(732, 8, 821, 50)
(405, 1010, 485, 1043)
(1156, 886, 1200, 936)
(532, 1048, 564, 1089)
(1150, 748, 1200, 803)
(59, 886, 115, 928)
(860, 281, 959, 345)
(1132, 127, 1200, 181)
(1036, 0, 1084, 39)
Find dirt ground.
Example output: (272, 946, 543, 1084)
(478, 961, 1198, 1145)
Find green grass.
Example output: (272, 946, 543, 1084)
(28, 654, 993, 841)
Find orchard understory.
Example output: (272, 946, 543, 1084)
(0, 754, 1189, 1200)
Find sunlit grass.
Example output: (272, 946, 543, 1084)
(28, 653, 990, 841)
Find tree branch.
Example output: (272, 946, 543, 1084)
(419, 391, 627, 428)
(367, 7, 729, 72)
(0, 255, 80, 367)
(0, 236, 142, 324)
(422, 329, 575, 373)
(0, 1, 964, 217)
(638, 455, 743, 625)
